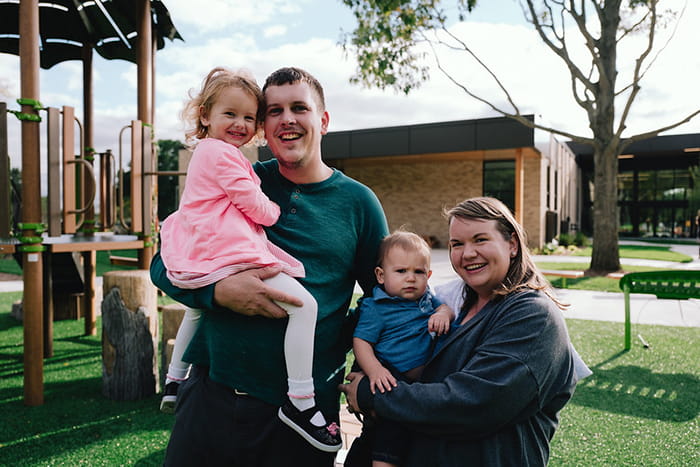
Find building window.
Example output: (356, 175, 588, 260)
(618, 166, 698, 238)
(483, 160, 515, 213)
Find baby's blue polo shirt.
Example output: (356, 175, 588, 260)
(354, 286, 444, 373)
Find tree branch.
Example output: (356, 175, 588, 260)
(615, 0, 658, 138)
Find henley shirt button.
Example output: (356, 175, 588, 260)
(293, 195, 299, 199)
(290, 208, 297, 214)
(295, 188, 301, 193)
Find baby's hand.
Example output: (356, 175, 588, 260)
(428, 304, 453, 336)
(367, 366, 397, 394)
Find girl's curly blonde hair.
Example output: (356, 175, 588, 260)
(181, 67, 265, 146)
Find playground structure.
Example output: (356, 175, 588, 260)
(1, 0, 182, 406)
(0, 101, 157, 398)
(1, 99, 155, 282)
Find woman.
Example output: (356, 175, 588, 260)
(340, 197, 584, 466)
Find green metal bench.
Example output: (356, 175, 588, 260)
(619, 270, 700, 350)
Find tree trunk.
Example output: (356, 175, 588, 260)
(589, 145, 621, 274)
(101, 270, 158, 400)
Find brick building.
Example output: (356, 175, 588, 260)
(266, 115, 581, 249)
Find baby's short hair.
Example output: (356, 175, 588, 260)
(377, 231, 432, 267)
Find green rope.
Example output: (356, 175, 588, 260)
(18, 244, 46, 253)
(19, 236, 43, 244)
(17, 222, 46, 233)
(8, 98, 45, 122)
(16, 98, 44, 110)
(7, 109, 41, 122)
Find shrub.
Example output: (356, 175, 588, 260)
(574, 232, 590, 247)
(558, 233, 573, 247)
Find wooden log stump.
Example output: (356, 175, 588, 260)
(101, 270, 158, 400)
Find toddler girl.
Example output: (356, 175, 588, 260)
(158, 67, 341, 452)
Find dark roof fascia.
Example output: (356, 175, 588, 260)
(567, 133, 700, 170)
(320, 115, 535, 161)
(567, 133, 700, 157)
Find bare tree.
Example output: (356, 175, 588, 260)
(341, 0, 700, 274)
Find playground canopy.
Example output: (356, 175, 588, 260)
(0, 0, 182, 69)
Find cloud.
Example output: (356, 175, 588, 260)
(164, 0, 307, 35)
(264, 25, 287, 38)
(3, 0, 698, 171)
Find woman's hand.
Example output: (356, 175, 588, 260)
(213, 266, 303, 318)
(338, 371, 364, 414)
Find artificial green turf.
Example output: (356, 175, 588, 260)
(1, 299, 698, 465)
(552, 319, 699, 465)
(0, 307, 172, 466)
(0, 250, 138, 277)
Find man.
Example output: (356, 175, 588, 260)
(152, 67, 389, 466)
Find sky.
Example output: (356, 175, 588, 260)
(1, 0, 699, 171)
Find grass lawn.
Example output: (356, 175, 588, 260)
(535, 262, 661, 292)
(1, 290, 698, 465)
(571, 244, 692, 262)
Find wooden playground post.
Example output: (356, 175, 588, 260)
(19, 0, 44, 406)
(62, 106, 76, 234)
(130, 120, 143, 235)
(136, 0, 154, 269)
(0, 102, 9, 239)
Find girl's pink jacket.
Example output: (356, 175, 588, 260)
(159, 138, 304, 288)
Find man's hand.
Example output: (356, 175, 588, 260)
(213, 266, 303, 318)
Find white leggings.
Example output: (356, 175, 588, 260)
(166, 272, 318, 400)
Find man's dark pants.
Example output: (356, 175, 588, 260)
(163, 366, 336, 467)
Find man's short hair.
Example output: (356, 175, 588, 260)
(263, 67, 326, 111)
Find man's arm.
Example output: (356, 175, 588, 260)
(353, 187, 390, 297)
(150, 251, 218, 310)
(150, 251, 302, 318)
